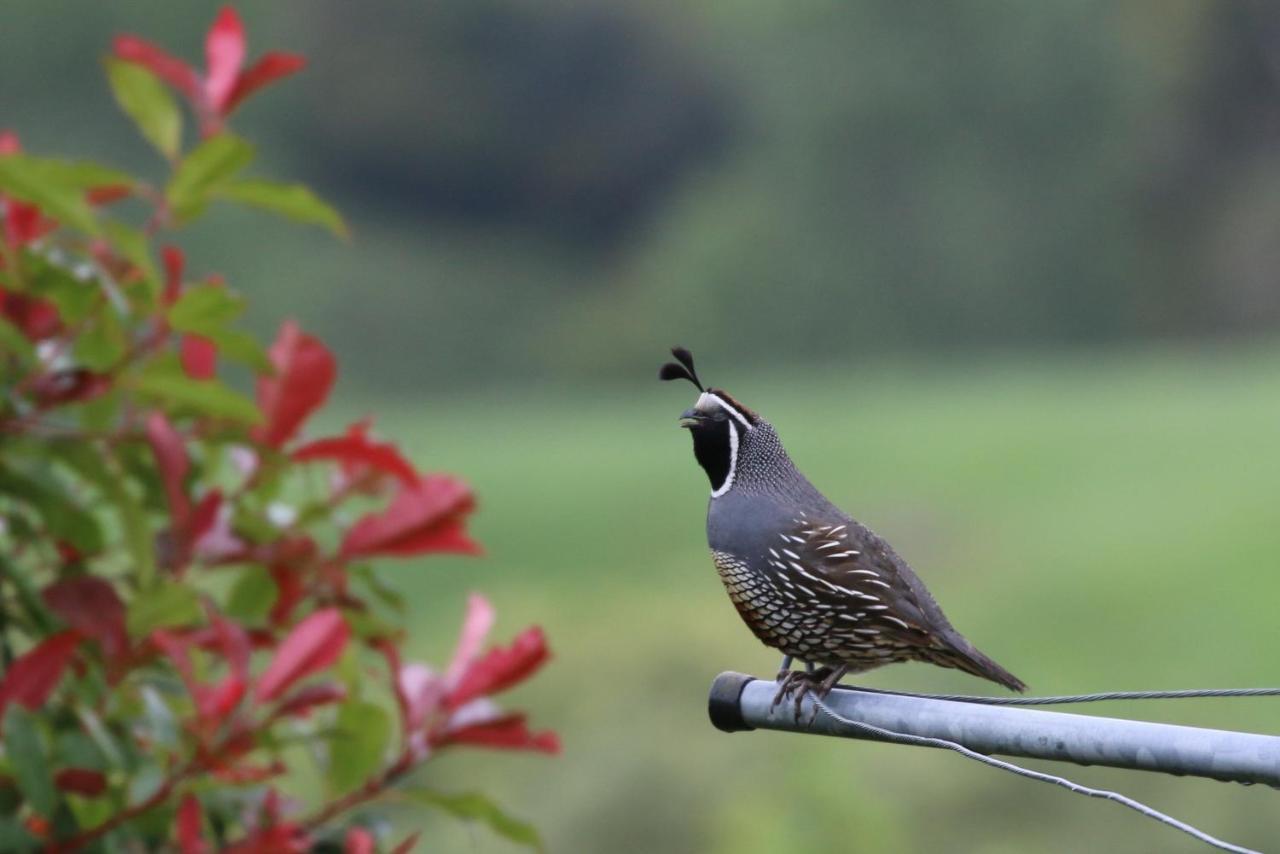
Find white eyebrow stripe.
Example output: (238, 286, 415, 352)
(698, 392, 753, 430)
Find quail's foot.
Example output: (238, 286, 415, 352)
(772, 664, 850, 723)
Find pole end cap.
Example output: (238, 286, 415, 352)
(709, 671, 756, 733)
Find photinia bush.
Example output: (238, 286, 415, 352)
(0, 7, 556, 851)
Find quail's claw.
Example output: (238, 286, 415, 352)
(771, 670, 805, 709)
(767, 665, 851, 724)
(768, 666, 837, 723)
(819, 664, 849, 695)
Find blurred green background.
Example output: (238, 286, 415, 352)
(7, 1, 1280, 850)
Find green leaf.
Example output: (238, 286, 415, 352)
(131, 356, 261, 424)
(0, 817, 37, 850)
(350, 565, 406, 614)
(166, 134, 254, 223)
(3, 707, 57, 818)
(49, 441, 156, 586)
(207, 328, 271, 373)
(0, 556, 54, 634)
(16, 156, 133, 190)
(328, 701, 391, 795)
(0, 159, 89, 231)
(54, 730, 106, 772)
(0, 155, 130, 236)
(0, 317, 35, 363)
(126, 762, 164, 807)
(104, 452, 157, 587)
(168, 284, 244, 335)
(74, 307, 125, 371)
(0, 465, 103, 553)
(64, 796, 112, 839)
(74, 708, 125, 770)
(105, 58, 182, 160)
(231, 502, 279, 545)
(77, 389, 120, 433)
(139, 686, 180, 750)
(406, 790, 544, 851)
(215, 179, 348, 238)
(343, 608, 399, 641)
(0, 783, 20, 815)
(225, 565, 276, 622)
(166, 285, 271, 372)
(103, 220, 158, 294)
(27, 256, 98, 324)
(126, 580, 202, 637)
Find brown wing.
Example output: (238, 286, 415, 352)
(767, 511, 1027, 690)
(762, 512, 947, 660)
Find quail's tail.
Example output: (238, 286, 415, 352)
(932, 637, 1027, 693)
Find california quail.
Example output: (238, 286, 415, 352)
(660, 347, 1025, 711)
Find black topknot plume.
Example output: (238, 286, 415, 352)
(658, 346, 704, 391)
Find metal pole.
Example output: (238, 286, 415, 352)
(709, 672, 1280, 787)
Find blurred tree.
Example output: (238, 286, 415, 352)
(7, 0, 1280, 392)
(284, 0, 734, 244)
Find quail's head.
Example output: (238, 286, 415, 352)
(659, 346, 759, 495)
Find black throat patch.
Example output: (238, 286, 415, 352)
(690, 418, 734, 493)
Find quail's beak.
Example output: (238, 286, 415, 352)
(678, 409, 702, 428)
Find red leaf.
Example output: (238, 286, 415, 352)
(162, 245, 184, 306)
(396, 662, 444, 735)
(54, 768, 106, 797)
(177, 794, 207, 854)
(189, 490, 222, 545)
(344, 827, 375, 854)
(253, 320, 336, 449)
(210, 759, 285, 785)
(447, 627, 550, 711)
(445, 593, 494, 686)
(255, 608, 349, 702)
(151, 631, 196, 687)
(438, 713, 560, 754)
(181, 334, 218, 380)
(197, 610, 251, 719)
(292, 428, 418, 485)
(0, 131, 18, 155)
(145, 411, 191, 529)
(272, 682, 346, 719)
(388, 832, 421, 854)
(86, 184, 132, 206)
(30, 369, 109, 407)
(113, 35, 200, 100)
(205, 7, 246, 112)
(153, 612, 251, 725)
(0, 290, 61, 340)
(267, 562, 306, 628)
(0, 630, 81, 716)
(4, 200, 57, 247)
(215, 611, 252, 674)
(224, 52, 307, 115)
(340, 476, 480, 559)
(200, 675, 247, 720)
(42, 577, 127, 659)
(24, 816, 48, 840)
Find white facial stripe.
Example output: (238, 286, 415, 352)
(696, 392, 752, 430)
(711, 420, 738, 498)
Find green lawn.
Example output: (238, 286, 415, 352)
(327, 343, 1280, 853)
